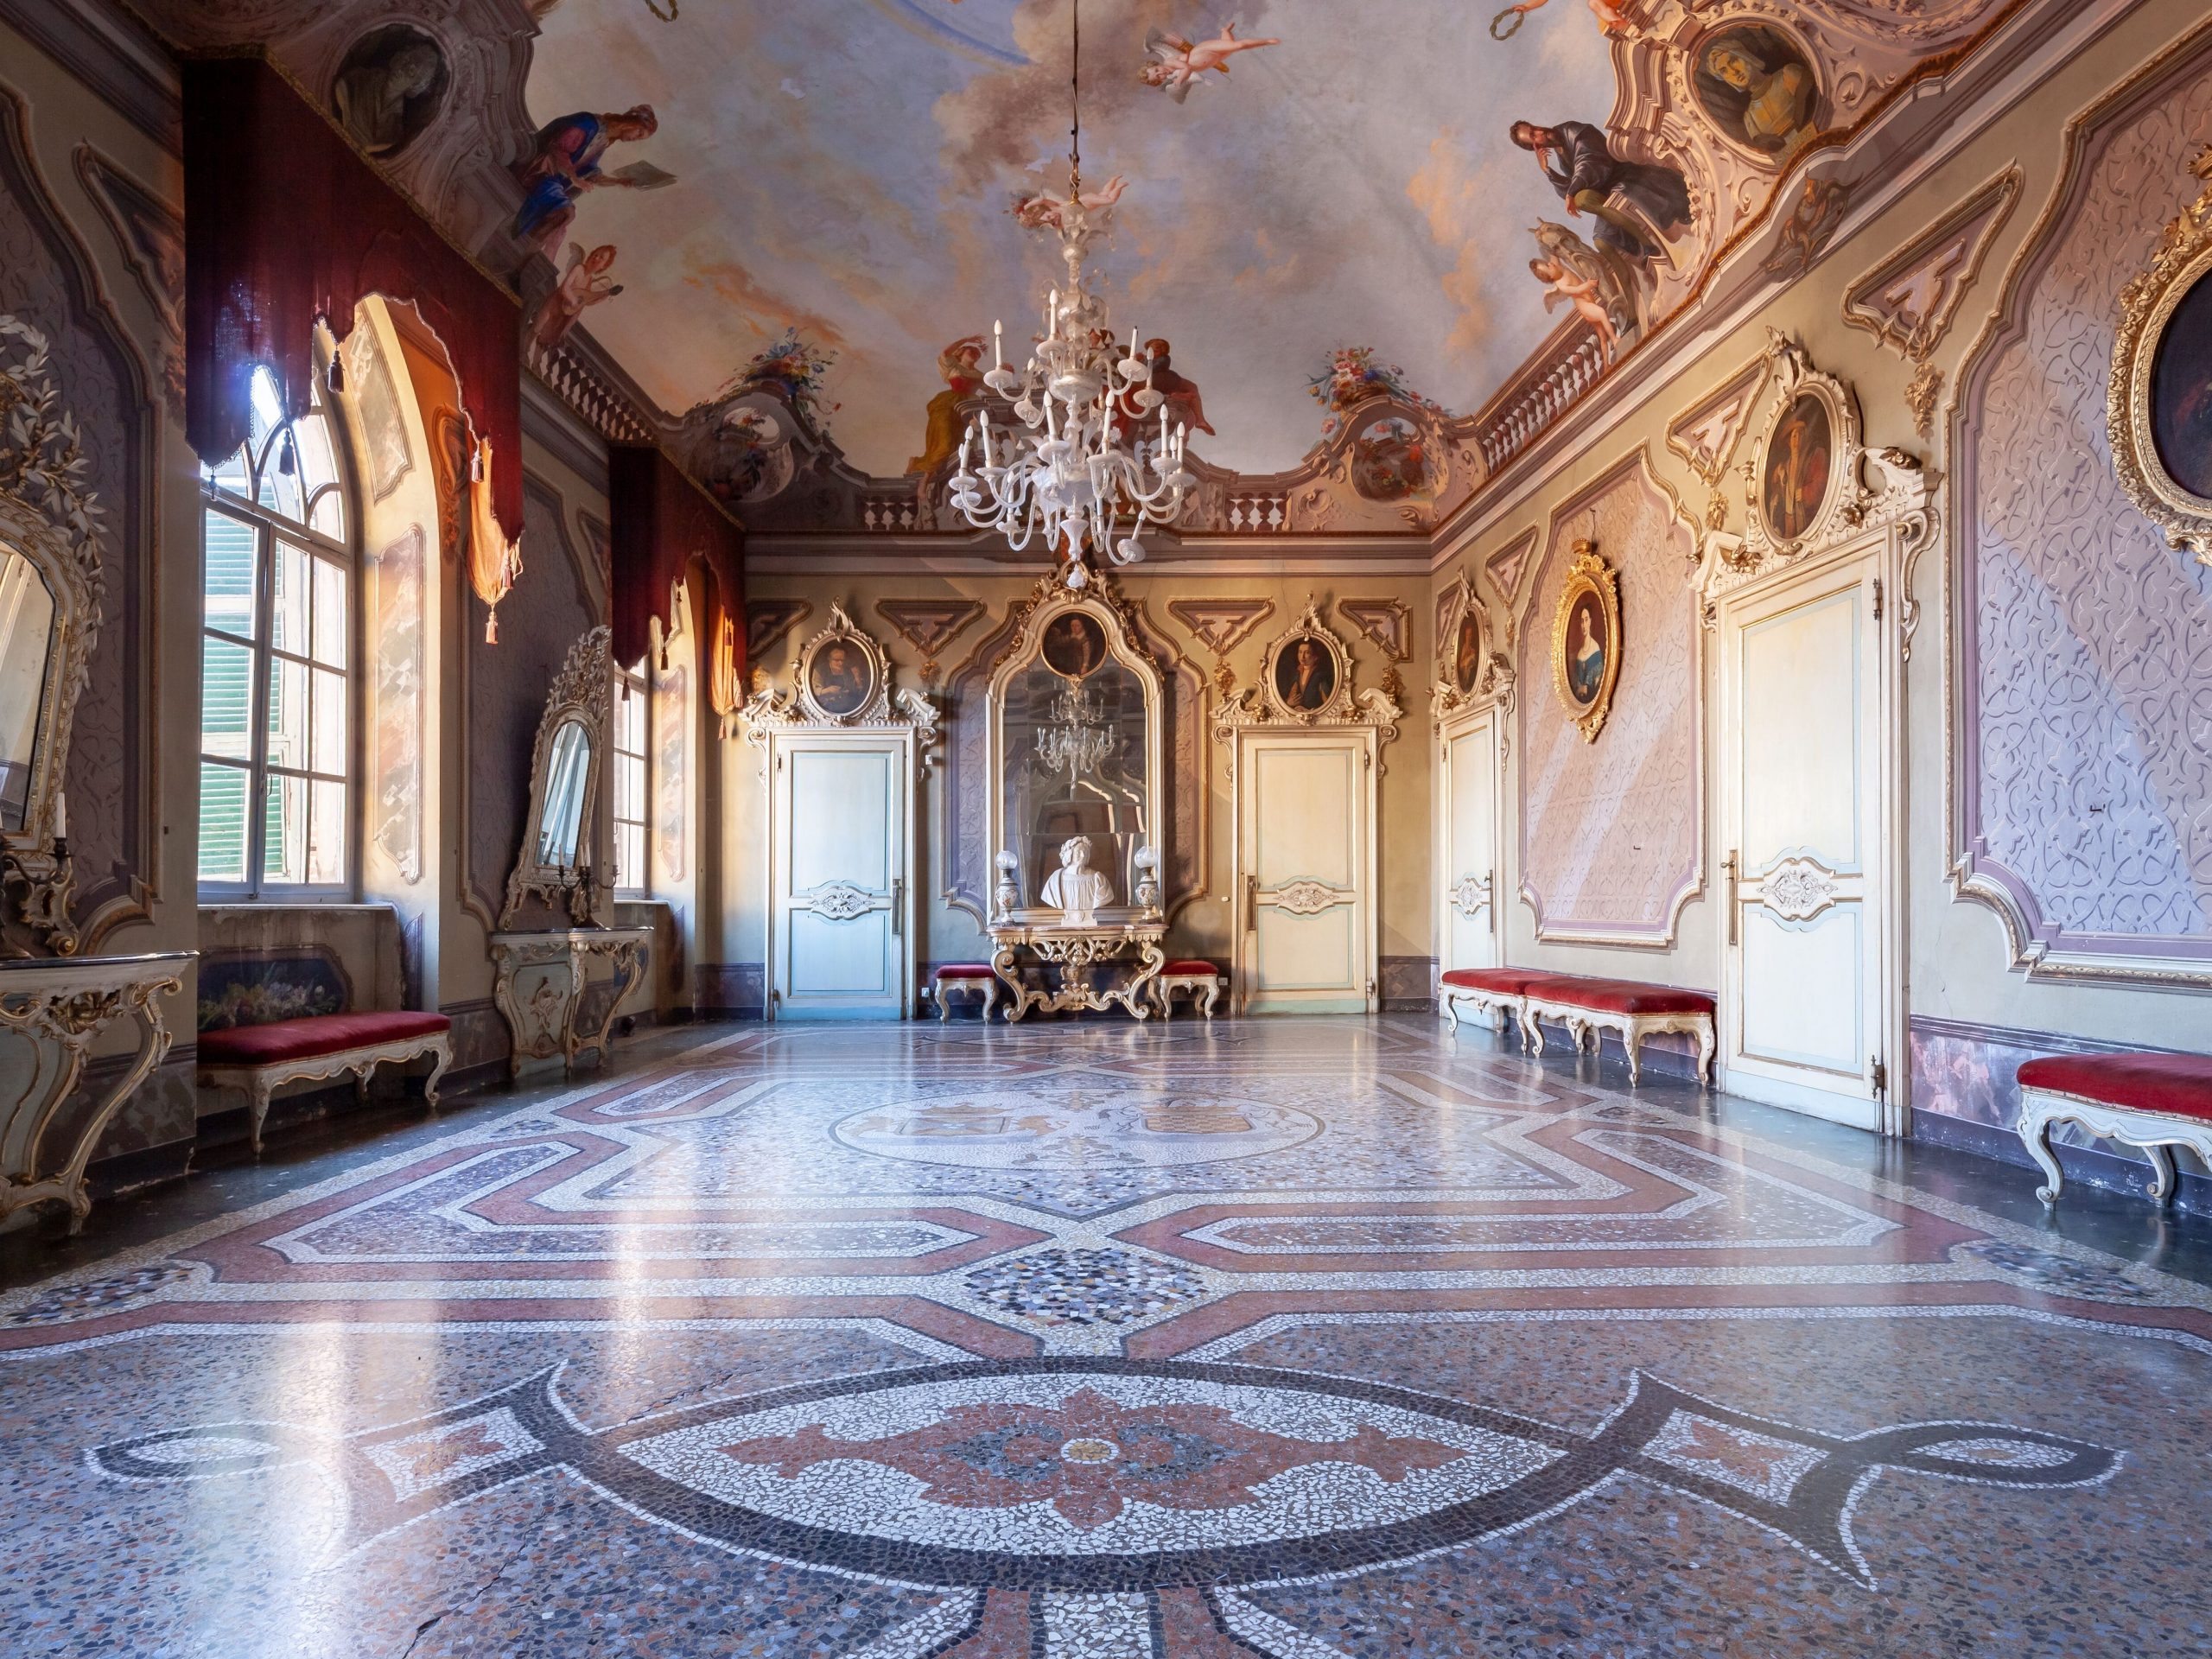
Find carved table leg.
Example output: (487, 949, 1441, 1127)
(422, 1038, 449, 1113)
(991, 949, 1032, 1022)
(2018, 1107, 2066, 1205)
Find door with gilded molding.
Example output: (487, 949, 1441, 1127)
(1437, 709, 1499, 988)
(767, 734, 912, 1020)
(1234, 730, 1376, 1014)
(1718, 548, 1894, 1130)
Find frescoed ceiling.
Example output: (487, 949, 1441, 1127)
(523, 0, 1622, 477)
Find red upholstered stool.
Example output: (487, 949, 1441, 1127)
(1520, 976, 1716, 1086)
(2015, 1052, 2212, 1205)
(1154, 960, 1226, 1020)
(1437, 967, 1551, 1036)
(933, 963, 1001, 1022)
(199, 1011, 452, 1154)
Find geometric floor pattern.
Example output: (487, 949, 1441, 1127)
(6, 1017, 2211, 1655)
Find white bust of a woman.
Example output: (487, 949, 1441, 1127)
(1039, 835, 1116, 921)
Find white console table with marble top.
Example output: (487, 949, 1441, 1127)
(987, 918, 1167, 1021)
(489, 927, 652, 1080)
(0, 950, 194, 1232)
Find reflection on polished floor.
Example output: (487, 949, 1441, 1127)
(7, 1017, 2211, 1657)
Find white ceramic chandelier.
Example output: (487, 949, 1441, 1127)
(949, 1, 1194, 589)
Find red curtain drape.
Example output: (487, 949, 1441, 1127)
(609, 445, 746, 694)
(183, 55, 524, 544)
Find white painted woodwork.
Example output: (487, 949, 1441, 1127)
(1437, 709, 1499, 988)
(767, 734, 913, 1020)
(1718, 543, 1896, 1130)
(1233, 730, 1376, 1014)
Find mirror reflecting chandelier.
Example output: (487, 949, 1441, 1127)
(949, 0, 1196, 590)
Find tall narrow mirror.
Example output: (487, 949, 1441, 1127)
(537, 718, 592, 867)
(0, 545, 57, 834)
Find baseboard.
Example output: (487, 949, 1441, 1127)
(85, 1136, 195, 1202)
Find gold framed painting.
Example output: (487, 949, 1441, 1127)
(2109, 154, 2212, 566)
(1748, 373, 1853, 555)
(1551, 543, 1620, 742)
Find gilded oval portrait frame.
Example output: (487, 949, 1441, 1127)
(1550, 543, 1621, 743)
(2110, 191, 2212, 565)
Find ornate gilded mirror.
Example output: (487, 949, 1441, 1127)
(0, 315, 105, 955)
(504, 626, 612, 927)
(985, 582, 1164, 920)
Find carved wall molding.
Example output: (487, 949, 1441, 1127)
(1665, 356, 1768, 531)
(1517, 448, 1704, 948)
(1213, 597, 1404, 775)
(874, 597, 984, 686)
(1337, 598, 1411, 663)
(745, 599, 812, 677)
(71, 144, 184, 423)
(1948, 29, 2212, 989)
(1762, 855, 1843, 923)
(737, 601, 941, 770)
(1165, 596, 1274, 661)
(1842, 164, 2022, 439)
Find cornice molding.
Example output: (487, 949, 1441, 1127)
(0, 0, 179, 151)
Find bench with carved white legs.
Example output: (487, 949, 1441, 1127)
(1520, 976, 1716, 1088)
(198, 1010, 452, 1154)
(932, 963, 1000, 1022)
(2016, 1052, 2212, 1206)
(1154, 960, 1227, 1020)
(1438, 967, 1548, 1037)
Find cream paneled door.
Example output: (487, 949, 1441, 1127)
(1437, 710, 1498, 981)
(1235, 730, 1377, 1014)
(1719, 550, 1894, 1131)
(768, 736, 912, 1020)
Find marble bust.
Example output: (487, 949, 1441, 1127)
(1039, 835, 1116, 922)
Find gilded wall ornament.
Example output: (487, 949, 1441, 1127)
(2107, 145, 2212, 566)
(1550, 542, 1621, 743)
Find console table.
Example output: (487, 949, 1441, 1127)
(0, 951, 193, 1231)
(987, 919, 1166, 1021)
(489, 927, 651, 1080)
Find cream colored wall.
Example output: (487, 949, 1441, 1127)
(730, 566, 1436, 997)
(1432, 3, 2212, 1114)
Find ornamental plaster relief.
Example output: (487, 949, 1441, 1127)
(1954, 53, 2212, 983)
(1516, 453, 1701, 946)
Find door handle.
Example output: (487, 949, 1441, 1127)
(892, 877, 904, 938)
(1244, 873, 1258, 932)
(1723, 850, 1739, 947)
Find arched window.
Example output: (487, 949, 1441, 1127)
(613, 656, 649, 896)
(198, 360, 357, 895)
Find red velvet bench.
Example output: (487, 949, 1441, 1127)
(198, 1011, 452, 1154)
(1438, 967, 1551, 1037)
(933, 963, 1000, 1022)
(1521, 976, 1716, 1087)
(2016, 1052, 2212, 1206)
(1154, 960, 1226, 1020)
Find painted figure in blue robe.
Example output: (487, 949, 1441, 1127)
(512, 105, 664, 255)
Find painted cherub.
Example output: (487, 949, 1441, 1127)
(1531, 256, 1617, 354)
(1141, 24, 1281, 102)
(1494, 0, 1632, 38)
(1011, 173, 1128, 232)
(531, 244, 622, 351)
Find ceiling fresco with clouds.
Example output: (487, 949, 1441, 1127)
(524, 0, 1621, 478)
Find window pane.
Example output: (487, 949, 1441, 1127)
(618, 753, 645, 820)
(198, 761, 249, 882)
(257, 434, 306, 523)
(270, 542, 311, 657)
(267, 656, 309, 772)
(247, 365, 284, 457)
(615, 821, 645, 891)
(308, 778, 346, 886)
(200, 633, 254, 759)
(202, 442, 251, 496)
(312, 555, 347, 668)
(310, 666, 347, 776)
(294, 404, 340, 501)
(308, 484, 346, 541)
(202, 510, 257, 639)
(263, 772, 305, 885)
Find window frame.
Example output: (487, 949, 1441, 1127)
(197, 361, 362, 902)
(612, 658, 651, 899)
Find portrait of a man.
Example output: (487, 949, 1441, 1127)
(1761, 392, 1834, 543)
(1041, 613, 1107, 679)
(808, 640, 874, 716)
(2151, 268, 2212, 500)
(1274, 636, 1338, 712)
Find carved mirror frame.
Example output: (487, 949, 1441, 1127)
(982, 575, 1165, 924)
(502, 625, 612, 929)
(2109, 156, 2212, 566)
(0, 333, 105, 957)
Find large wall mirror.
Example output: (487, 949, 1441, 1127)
(985, 590, 1164, 918)
(0, 481, 103, 955)
(504, 626, 612, 927)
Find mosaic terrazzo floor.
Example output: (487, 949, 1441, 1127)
(6, 1017, 2212, 1656)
